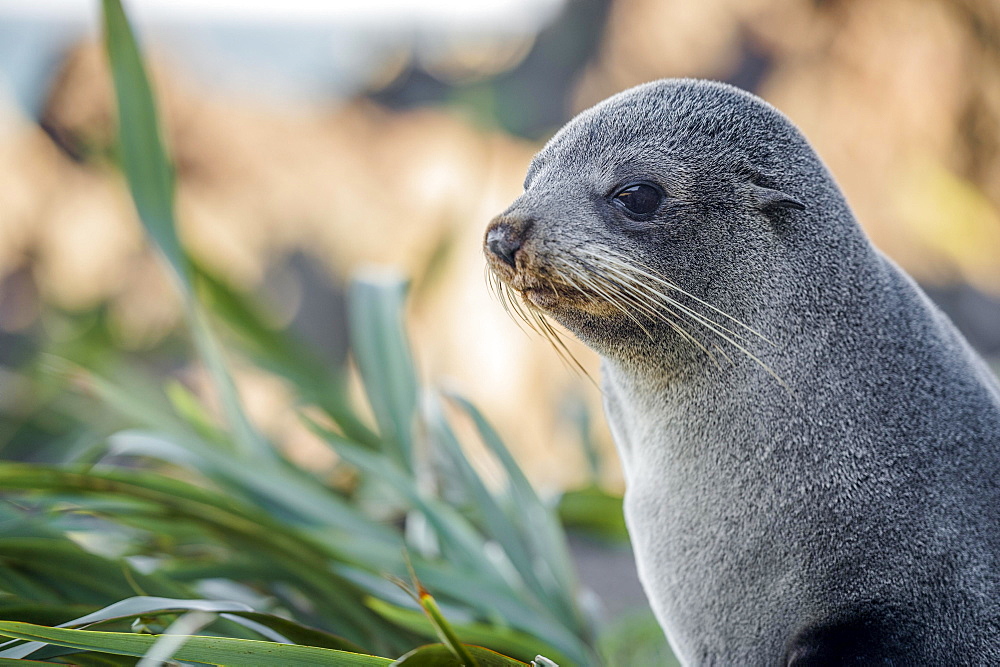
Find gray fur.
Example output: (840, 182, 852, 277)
(485, 79, 1000, 664)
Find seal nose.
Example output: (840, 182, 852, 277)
(486, 224, 522, 268)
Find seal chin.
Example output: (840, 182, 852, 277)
(524, 286, 560, 310)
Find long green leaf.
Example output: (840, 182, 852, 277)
(422, 396, 553, 610)
(0, 464, 384, 644)
(189, 306, 275, 459)
(231, 612, 365, 653)
(390, 644, 528, 667)
(411, 564, 586, 667)
(416, 590, 475, 666)
(445, 394, 581, 626)
(0, 569, 61, 605)
(105, 428, 397, 544)
(0, 597, 364, 660)
(306, 424, 590, 664)
(1, 600, 245, 660)
(306, 423, 490, 575)
(348, 274, 418, 470)
(0, 621, 393, 666)
(0, 538, 187, 604)
(103, 0, 271, 459)
(366, 599, 568, 667)
(193, 263, 377, 446)
(101, 0, 186, 283)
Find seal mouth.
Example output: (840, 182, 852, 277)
(491, 261, 583, 312)
(484, 241, 613, 316)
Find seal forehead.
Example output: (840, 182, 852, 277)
(533, 79, 798, 182)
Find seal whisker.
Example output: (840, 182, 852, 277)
(556, 254, 724, 369)
(580, 254, 785, 384)
(638, 281, 790, 386)
(530, 306, 593, 380)
(556, 255, 665, 324)
(576, 264, 722, 366)
(554, 259, 656, 340)
(575, 249, 757, 345)
(585, 255, 750, 344)
(597, 273, 726, 368)
(500, 279, 541, 339)
(589, 256, 766, 354)
(488, 271, 530, 337)
(587, 247, 775, 345)
(487, 261, 593, 381)
(711, 342, 736, 367)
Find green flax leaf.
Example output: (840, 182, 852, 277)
(0, 621, 393, 666)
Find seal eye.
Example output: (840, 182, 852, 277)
(613, 183, 662, 218)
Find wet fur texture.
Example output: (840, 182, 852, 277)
(485, 79, 1000, 664)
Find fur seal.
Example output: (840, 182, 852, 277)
(484, 79, 1000, 665)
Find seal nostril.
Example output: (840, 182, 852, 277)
(486, 227, 521, 267)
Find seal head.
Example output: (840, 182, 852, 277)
(484, 79, 829, 376)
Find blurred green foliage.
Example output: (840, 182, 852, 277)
(0, 1, 674, 664)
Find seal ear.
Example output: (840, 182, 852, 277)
(752, 184, 806, 213)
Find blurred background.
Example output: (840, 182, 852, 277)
(1, 0, 999, 627)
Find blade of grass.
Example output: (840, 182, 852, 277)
(445, 394, 581, 631)
(105, 429, 397, 543)
(422, 395, 551, 608)
(365, 598, 568, 666)
(188, 306, 275, 459)
(103, 0, 271, 460)
(101, 0, 186, 284)
(390, 644, 529, 667)
(0, 464, 388, 645)
(0, 538, 188, 603)
(226, 612, 365, 653)
(0, 604, 97, 628)
(0, 569, 62, 605)
(0, 621, 394, 666)
(348, 273, 418, 470)
(135, 610, 216, 667)
(413, 586, 476, 667)
(193, 263, 377, 446)
(305, 422, 491, 574)
(305, 415, 590, 663)
(0, 596, 367, 658)
(411, 564, 587, 667)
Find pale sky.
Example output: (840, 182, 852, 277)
(0, 0, 565, 114)
(0, 0, 563, 30)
